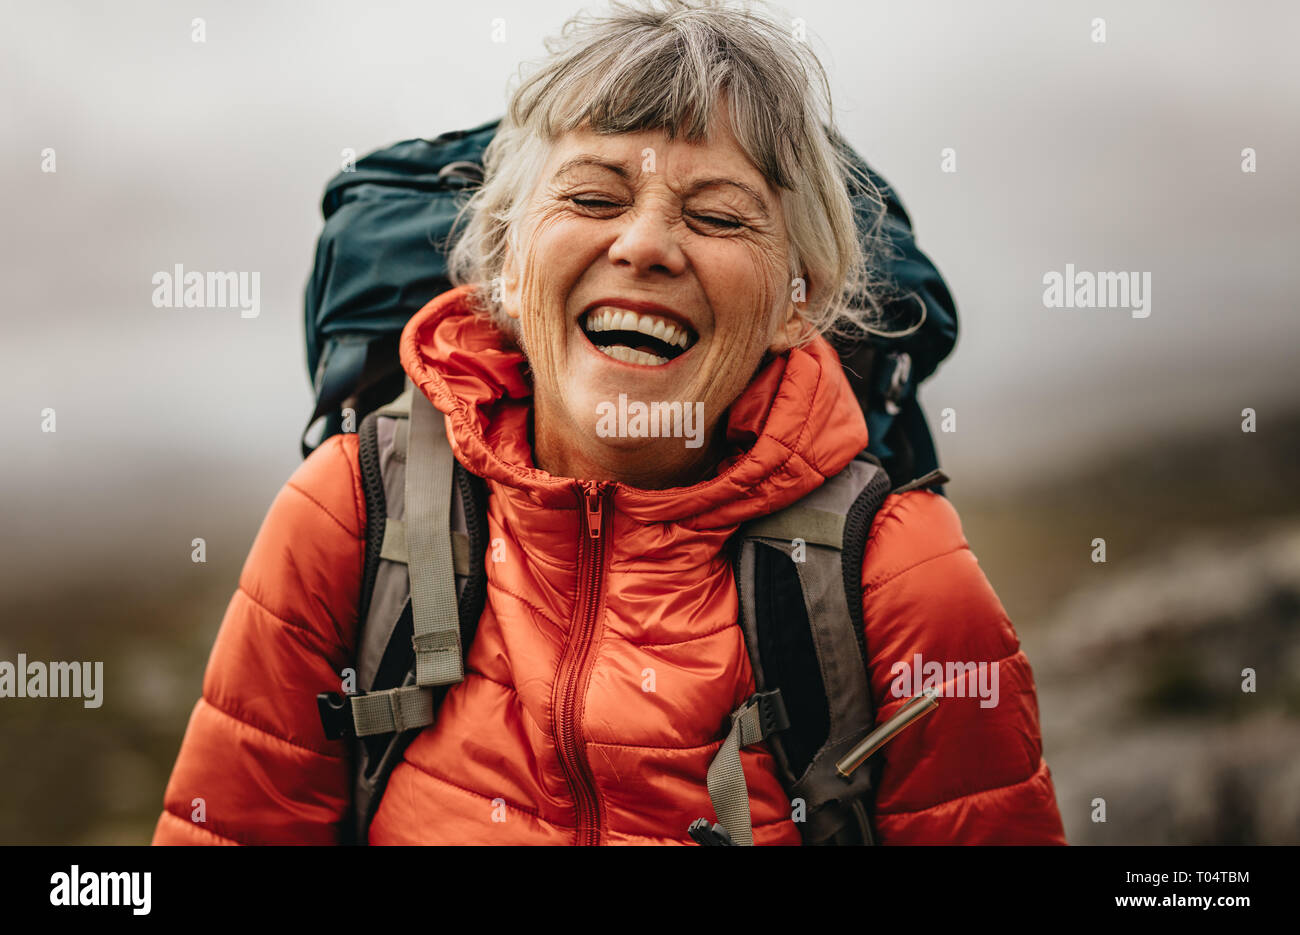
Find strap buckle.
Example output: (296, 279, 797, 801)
(749, 689, 790, 738)
(687, 818, 736, 846)
(317, 691, 359, 741)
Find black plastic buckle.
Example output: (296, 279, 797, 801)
(752, 689, 790, 737)
(688, 818, 735, 846)
(317, 692, 356, 741)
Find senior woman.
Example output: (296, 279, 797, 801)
(154, 0, 1066, 845)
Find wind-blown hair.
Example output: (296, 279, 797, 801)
(448, 0, 896, 344)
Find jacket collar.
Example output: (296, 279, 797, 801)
(399, 285, 869, 528)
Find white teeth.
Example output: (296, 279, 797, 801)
(597, 344, 669, 366)
(583, 306, 692, 350)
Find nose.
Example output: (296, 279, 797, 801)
(606, 204, 687, 277)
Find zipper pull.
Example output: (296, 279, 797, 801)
(583, 482, 604, 539)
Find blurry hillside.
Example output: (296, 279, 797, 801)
(0, 408, 1296, 844)
(956, 408, 1300, 844)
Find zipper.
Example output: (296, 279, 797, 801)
(554, 480, 610, 845)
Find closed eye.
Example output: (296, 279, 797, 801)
(690, 214, 745, 230)
(569, 197, 745, 231)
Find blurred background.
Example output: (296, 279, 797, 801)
(2, 0, 1297, 844)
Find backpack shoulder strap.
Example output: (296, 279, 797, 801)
(316, 377, 488, 844)
(697, 454, 948, 846)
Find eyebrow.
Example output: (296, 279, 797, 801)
(552, 155, 631, 180)
(551, 155, 771, 218)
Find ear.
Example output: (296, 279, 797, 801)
(767, 272, 811, 353)
(499, 242, 523, 321)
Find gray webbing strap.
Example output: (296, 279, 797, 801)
(404, 385, 464, 687)
(705, 693, 786, 847)
(379, 519, 470, 576)
(349, 685, 434, 737)
(450, 531, 470, 578)
(740, 507, 844, 549)
(380, 520, 408, 564)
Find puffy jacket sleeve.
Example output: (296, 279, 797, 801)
(861, 488, 1067, 845)
(152, 433, 365, 845)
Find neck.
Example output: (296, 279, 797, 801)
(532, 399, 728, 489)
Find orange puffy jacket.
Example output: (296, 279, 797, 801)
(153, 286, 1067, 846)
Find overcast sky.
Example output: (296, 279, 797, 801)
(3, 0, 1297, 590)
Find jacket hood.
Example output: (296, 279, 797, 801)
(399, 285, 869, 528)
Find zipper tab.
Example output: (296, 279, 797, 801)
(584, 482, 604, 539)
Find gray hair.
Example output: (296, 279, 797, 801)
(447, 0, 897, 345)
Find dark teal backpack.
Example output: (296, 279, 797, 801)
(301, 118, 958, 492)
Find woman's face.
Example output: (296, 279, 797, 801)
(500, 105, 804, 487)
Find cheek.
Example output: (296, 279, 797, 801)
(705, 245, 784, 351)
(681, 244, 787, 409)
(512, 215, 598, 404)
(723, 239, 782, 315)
(515, 214, 601, 314)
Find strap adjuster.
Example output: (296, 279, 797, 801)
(687, 818, 736, 846)
(317, 691, 358, 740)
(750, 689, 790, 738)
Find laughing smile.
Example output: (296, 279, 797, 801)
(580, 304, 699, 366)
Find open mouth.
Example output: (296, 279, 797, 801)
(579, 306, 698, 366)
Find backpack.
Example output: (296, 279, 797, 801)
(301, 118, 958, 492)
(305, 120, 959, 845)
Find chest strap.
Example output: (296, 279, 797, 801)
(696, 690, 790, 846)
